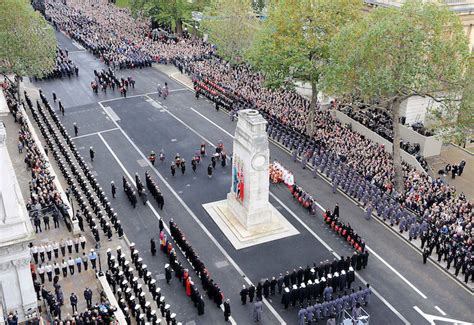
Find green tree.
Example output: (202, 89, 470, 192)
(246, 0, 363, 135)
(0, 0, 56, 98)
(323, 0, 470, 192)
(201, 0, 259, 63)
(429, 59, 474, 147)
(131, 0, 208, 35)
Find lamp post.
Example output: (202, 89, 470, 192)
(67, 186, 75, 220)
(95, 241, 103, 275)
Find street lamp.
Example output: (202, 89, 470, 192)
(67, 185, 75, 220)
(95, 241, 103, 275)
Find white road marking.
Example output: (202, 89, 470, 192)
(99, 92, 158, 103)
(413, 306, 474, 325)
(143, 95, 217, 148)
(68, 50, 86, 54)
(169, 88, 188, 93)
(365, 246, 427, 299)
(97, 102, 281, 324)
(71, 128, 118, 139)
(434, 306, 447, 316)
(71, 41, 85, 50)
(189, 106, 234, 138)
(102, 106, 120, 121)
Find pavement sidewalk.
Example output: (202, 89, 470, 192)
(427, 144, 474, 200)
(153, 64, 194, 90)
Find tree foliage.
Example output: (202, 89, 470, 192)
(323, 0, 471, 192)
(429, 59, 474, 146)
(131, 0, 208, 35)
(0, 0, 56, 79)
(248, 0, 363, 88)
(246, 0, 363, 134)
(201, 0, 259, 63)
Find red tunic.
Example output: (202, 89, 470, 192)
(186, 278, 191, 296)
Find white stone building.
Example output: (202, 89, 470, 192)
(0, 96, 37, 323)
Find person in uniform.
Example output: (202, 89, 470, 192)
(89, 146, 95, 162)
(111, 181, 116, 198)
(248, 284, 255, 303)
(197, 295, 205, 315)
(171, 162, 176, 177)
(150, 238, 156, 256)
(165, 264, 172, 284)
(207, 164, 213, 178)
(223, 299, 231, 322)
(181, 159, 186, 175)
(281, 287, 290, 309)
(240, 285, 248, 305)
(253, 298, 263, 322)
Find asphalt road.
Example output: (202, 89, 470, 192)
(21, 30, 474, 325)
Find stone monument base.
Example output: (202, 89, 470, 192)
(203, 200, 299, 250)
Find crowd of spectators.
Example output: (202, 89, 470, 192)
(337, 103, 428, 167)
(45, 1, 152, 69)
(4, 83, 71, 229)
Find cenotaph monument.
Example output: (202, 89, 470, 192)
(203, 109, 299, 249)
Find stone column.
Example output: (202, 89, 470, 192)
(203, 109, 299, 249)
(227, 109, 272, 229)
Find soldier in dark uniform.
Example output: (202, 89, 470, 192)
(282, 287, 290, 309)
(150, 238, 156, 256)
(197, 294, 205, 315)
(157, 192, 164, 210)
(423, 247, 430, 264)
(223, 299, 231, 322)
(240, 285, 248, 305)
(263, 279, 270, 298)
(270, 277, 277, 295)
(333, 203, 339, 219)
(171, 162, 176, 177)
(165, 264, 172, 284)
(89, 146, 95, 162)
(141, 189, 148, 205)
(111, 181, 116, 198)
(248, 284, 255, 303)
(131, 191, 137, 208)
(207, 164, 213, 178)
